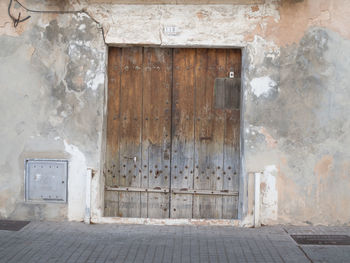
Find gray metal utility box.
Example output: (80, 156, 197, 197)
(25, 159, 68, 203)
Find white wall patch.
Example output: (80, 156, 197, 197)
(260, 165, 278, 223)
(64, 140, 87, 221)
(251, 76, 277, 98)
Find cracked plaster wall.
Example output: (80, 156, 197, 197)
(0, 0, 106, 221)
(1, 0, 350, 225)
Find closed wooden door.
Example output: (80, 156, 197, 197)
(105, 47, 241, 219)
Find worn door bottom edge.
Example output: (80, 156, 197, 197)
(92, 217, 241, 226)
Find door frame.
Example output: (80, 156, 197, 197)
(100, 45, 247, 225)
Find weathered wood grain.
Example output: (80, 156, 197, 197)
(117, 47, 143, 217)
(170, 48, 195, 218)
(106, 48, 122, 187)
(105, 48, 122, 216)
(222, 49, 241, 219)
(192, 49, 227, 219)
(141, 48, 172, 218)
(105, 47, 241, 219)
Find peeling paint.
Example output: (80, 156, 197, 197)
(64, 140, 87, 221)
(260, 165, 278, 223)
(87, 68, 105, 91)
(0, 4, 106, 221)
(1, 0, 350, 226)
(250, 76, 277, 97)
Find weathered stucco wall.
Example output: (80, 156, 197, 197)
(1, 0, 350, 225)
(0, 0, 106, 221)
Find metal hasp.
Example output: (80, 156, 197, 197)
(25, 159, 68, 203)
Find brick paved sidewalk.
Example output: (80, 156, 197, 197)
(0, 221, 350, 263)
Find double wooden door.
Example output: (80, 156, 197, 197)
(105, 47, 241, 219)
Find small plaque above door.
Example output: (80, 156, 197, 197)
(214, 78, 240, 110)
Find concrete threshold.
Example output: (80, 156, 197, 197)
(92, 217, 242, 226)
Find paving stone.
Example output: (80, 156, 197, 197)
(0, 222, 349, 263)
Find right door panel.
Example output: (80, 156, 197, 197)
(170, 48, 241, 219)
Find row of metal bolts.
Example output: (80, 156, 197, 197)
(109, 170, 236, 175)
(111, 175, 234, 181)
(112, 164, 235, 169)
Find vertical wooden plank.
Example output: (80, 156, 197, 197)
(222, 106, 240, 219)
(224, 78, 240, 109)
(118, 47, 143, 217)
(105, 47, 122, 216)
(227, 49, 242, 78)
(193, 48, 212, 219)
(141, 48, 172, 218)
(106, 48, 122, 186)
(222, 49, 241, 219)
(104, 190, 119, 217)
(170, 48, 196, 218)
(192, 49, 226, 219)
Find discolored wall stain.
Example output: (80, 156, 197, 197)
(315, 155, 333, 179)
(1, 0, 350, 226)
(249, 26, 350, 225)
(0, 4, 106, 221)
(245, 0, 350, 46)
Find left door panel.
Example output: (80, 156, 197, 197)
(105, 47, 172, 218)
